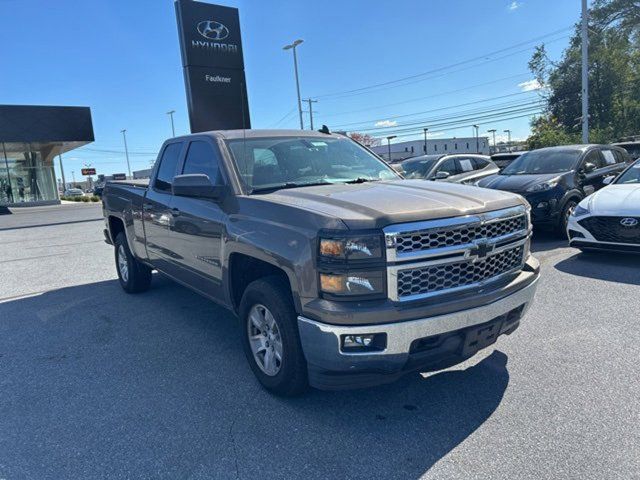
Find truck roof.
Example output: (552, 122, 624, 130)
(178, 129, 344, 140)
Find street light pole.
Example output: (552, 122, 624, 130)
(167, 110, 176, 137)
(423, 128, 429, 154)
(303, 98, 318, 130)
(472, 125, 479, 153)
(121, 129, 132, 178)
(283, 39, 305, 130)
(503, 129, 512, 152)
(386, 135, 397, 163)
(581, 0, 589, 143)
(487, 129, 497, 153)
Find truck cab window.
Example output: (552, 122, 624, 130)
(155, 142, 183, 192)
(182, 141, 220, 184)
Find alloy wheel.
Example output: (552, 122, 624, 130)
(117, 244, 129, 283)
(247, 304, 283, 376)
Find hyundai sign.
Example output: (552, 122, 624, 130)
(175, 0, 251, 132)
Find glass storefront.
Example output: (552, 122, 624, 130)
(1, 142, 59, 206)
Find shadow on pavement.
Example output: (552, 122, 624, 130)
(530, 229, 565, 253)
(555, 250, 640, 286)
(0, 277, 509, 479)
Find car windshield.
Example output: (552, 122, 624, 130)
(501, 149, 581, 175)
(401, 157, 439, 178)
(615, 161, 640, 184)
(225, 136, 400, 192)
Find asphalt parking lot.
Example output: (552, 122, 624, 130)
(1, 203, 639, 479)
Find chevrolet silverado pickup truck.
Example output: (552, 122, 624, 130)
(102, 129, 539, 395)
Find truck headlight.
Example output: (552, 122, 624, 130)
(319, 235, 382, 260)
(319, 271, 385, 297)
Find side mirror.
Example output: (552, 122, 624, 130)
(603, 175, 615, 185)
(583, 162, 596, 173)
(172, 174, 223, 199)
(434, 171, 450, 180)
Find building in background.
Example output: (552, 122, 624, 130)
(371, 136, 490, 162)
(133, 168, 153, 179)
(0, 105, 94, 206)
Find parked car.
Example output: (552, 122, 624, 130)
(491, 152, 525, 170)
(103, 129, 539, 395)
(567, 159, 640, 253)
(92, 185, 104, 198)
(476, 145, 631, 233)
(400, 154, 499, 184)
(612, 141, 640, 161)
(63, 188, 84, 197)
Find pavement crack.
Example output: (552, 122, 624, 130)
(229, 419, 241, 480)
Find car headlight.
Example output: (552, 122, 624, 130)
(319, 235, 382, 260)
(572, 204, 590, 217)
(526, 180, 559, 192)
(319, 271, 385, 297)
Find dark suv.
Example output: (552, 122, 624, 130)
(477, 145, 631, 233)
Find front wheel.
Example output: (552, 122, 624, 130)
(558, 200, 578, 237)
(114, 232, 152, 293)
(239, 276, 308, 396)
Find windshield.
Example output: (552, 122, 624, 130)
(401, 157, 439, 179)
(615, 161, 640, 184)
(225, 136, 399, 192)
(501, 149, 581, 175)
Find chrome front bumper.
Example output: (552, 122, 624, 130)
(298, 275, 538, 374)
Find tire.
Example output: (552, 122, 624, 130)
(558, 200, 578, 237)
(114, 232, 152, 293)
(239, 276, 308, 396)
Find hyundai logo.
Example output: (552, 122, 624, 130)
(620, 217, 639, 227)
(197, 20, 229, 41)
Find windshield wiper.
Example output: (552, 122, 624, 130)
(251, 181, 333, 194)
(343, 177, 378, 184)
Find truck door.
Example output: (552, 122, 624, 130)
(168, 139, 226, 301)
(143, 141, 185, 276)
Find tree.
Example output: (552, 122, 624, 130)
(348, 132, 381, 147)
(528, 0, 640, 145)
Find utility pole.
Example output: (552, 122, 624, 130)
(487, 129, 497, 153)
(58, 152, 67, 192)
(303, 98, 318, 130)
(386, 135, 397, 163)
(504, 129, 512, 151)
(283, 39, 304, 130)
(423, 128, 429, 154)
(581, 0, 589, 143)
(121, 129, 132, 178)
(473, 125, 480, 153)
(167, 110, 176, 137)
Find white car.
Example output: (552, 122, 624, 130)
(567, 159, 640, 253)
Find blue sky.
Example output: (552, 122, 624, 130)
(0, 0, 583, 177)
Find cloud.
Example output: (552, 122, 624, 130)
(374, 120, 398, 128)
(508, 1, 522, 11)
(518, 79, 542, 91)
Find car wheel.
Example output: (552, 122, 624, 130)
(558, 200, 578, 236)
(114, 232, 152, 293)
(239, 276, 308, 396)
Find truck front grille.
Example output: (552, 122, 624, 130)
(396, 245, 524, 299)
(384, 206, 530, 302)
(395, 215, 526, 254)
(578, 216, 640, 244)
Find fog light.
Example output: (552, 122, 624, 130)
(341, 333, 387, 352)
(536, 201, 549, 209)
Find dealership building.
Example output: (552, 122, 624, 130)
(0, 105, 94, 207)
(371, 136, 491, 162)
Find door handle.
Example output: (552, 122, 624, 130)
(171, 208, 181, 217)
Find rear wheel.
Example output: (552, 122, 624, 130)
(114, 232, 152, 293)
(239, 276, 308, 396)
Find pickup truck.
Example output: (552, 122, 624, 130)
(102, 129, 539, 395)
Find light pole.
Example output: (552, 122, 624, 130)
(472, 125, 479, 153)
(487, 129, 497, 153)
(581, 0, 589, 143)
(386, 135, 397, 163)
(423, 128, 429, 154)
(283, 39, 304, 130)
(121, 129, 132, 179)
(167, 110, 176, 137)
(303, 98, 318, 130)
(503, 129, 512, 152)
(58, 152, 66, 192)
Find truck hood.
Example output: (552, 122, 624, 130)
(261, 179, 525, 229)
(584, 184, 640, 216)
(477, 173, 563, 193)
